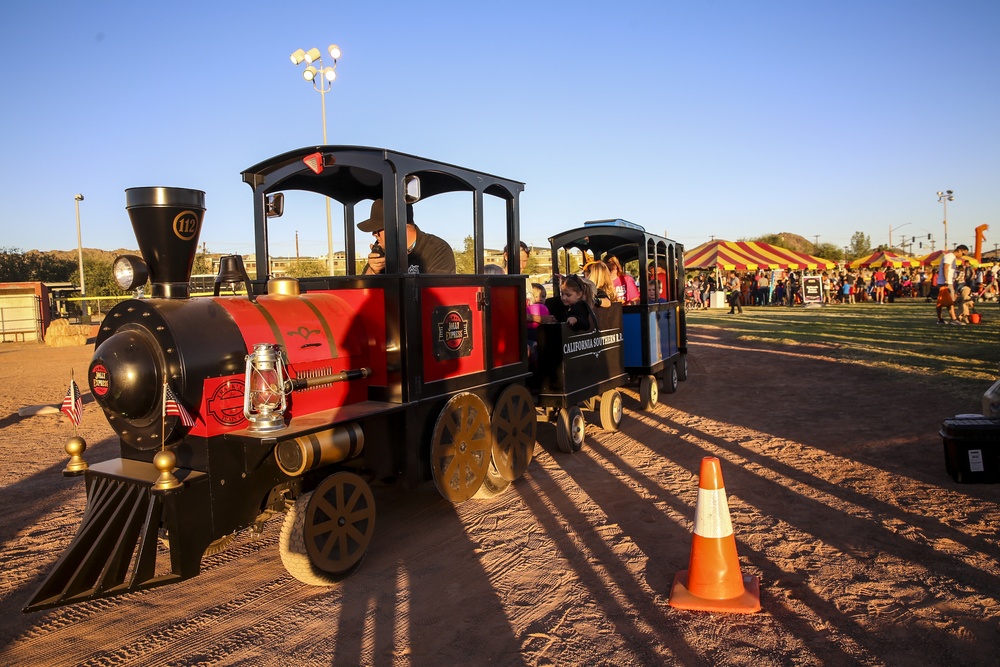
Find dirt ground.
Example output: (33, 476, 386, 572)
(1, 323, 998, 667)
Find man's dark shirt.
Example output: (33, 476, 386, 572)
(363, 224, 456, 275)
(407, 225, 455, 274)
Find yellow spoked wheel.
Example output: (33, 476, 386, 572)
(280, 471, 376, 585)
(490, 384, 536, 482)
(430, 392, 492, 503)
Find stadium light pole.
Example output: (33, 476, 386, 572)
(290, 44, 342, 275)
(936, 190, 954, 251)
(73, 194, 87, 320)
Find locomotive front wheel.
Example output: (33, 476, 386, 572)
(490, 384, 537, 482)
(677, 354, 689, 381)
(599, 389, 623, 432)
(639, 375, 659, 410)
(430, 392, 493, 503)
(662, 364, 679, 395)
(279, 471, 376, 585)
(556, 406, 586, 453)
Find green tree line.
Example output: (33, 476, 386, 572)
(0, 247, 130, 296)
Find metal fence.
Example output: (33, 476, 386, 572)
(0, 295, 42, 342)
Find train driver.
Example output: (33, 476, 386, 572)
(358, 199, 456, 275)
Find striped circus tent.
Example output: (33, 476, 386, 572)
(849, 250, 921, 269)
(685, 240, 836, 271)
(918, 250, 980, 268)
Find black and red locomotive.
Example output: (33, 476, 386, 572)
(24, 146, 687, 612)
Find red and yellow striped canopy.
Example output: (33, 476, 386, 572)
(685, 240, 836, 271)
(849, 250, 920, 269)
(918, 250, 979, 268)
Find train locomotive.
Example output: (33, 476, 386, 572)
(24, 145, 689, 613)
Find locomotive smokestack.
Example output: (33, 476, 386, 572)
(125, 187, 206, 298)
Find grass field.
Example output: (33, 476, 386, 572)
(686, 297, 1000, 401)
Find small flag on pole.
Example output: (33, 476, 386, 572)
(61, 380, 83, 426)
(164, 384, 195, 427)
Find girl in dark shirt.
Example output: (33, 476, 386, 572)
(557, 274, 595, 331)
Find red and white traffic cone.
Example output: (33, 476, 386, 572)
(669, 456, 760, 613)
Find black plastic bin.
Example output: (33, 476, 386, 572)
(940, 417, 1000, 483)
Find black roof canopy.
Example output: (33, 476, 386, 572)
(240, 146, 525, 279)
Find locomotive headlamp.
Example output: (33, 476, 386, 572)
(113, 255, 149, 292)
(244, 343, 289, 432)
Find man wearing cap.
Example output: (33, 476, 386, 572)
(936, 244, 968, 324)
(358, 199, 456, 275)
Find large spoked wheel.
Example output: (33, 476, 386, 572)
(676, 354, 689, 381)
(556, 406, 586, 453)
(279, 471, 376, 585)
(599, 389, 623, 432)
(490, 384, 537, 482)
(639, 375, 659, 410)
(430, 392, 493, 503)
(662, 364, 679, 395)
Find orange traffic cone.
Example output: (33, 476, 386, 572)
(669, 456, 760, 613)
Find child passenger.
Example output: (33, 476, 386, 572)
(526, 283, 551, 342)
(557, 274, 595, 331)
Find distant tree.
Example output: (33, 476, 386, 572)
(747, 233, 784, 247)
(848, 231, 871, 262)
(192, 250, 213, 275)
(812, 242, 844, 262)
(73, 258, 130, 297)
(0, 247, 77, 282)
(455, 236, 475, 274)
(285, 259, 327, 278)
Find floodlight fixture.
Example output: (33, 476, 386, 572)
(304, 47, 322, 64)
(289, 43, 343, 275)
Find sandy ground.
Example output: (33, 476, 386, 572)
(0, 324, 998, 667)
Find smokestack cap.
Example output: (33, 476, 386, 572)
(126, 187, 205, 209)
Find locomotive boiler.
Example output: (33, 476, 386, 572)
(25, 147, 540, 611)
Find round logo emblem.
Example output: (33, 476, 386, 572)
(442, 311, 467, 351)
(90, 363, 110, 396)
(173, 210, 200, 241)
(208, 379, 247, 426)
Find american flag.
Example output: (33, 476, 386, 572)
(164, 384, 195, 427)
(61, 380, 83, 426)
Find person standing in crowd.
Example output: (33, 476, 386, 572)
(786, 271, 799, 306)
(873, 267, 887, 304)
(756, 271, 770, 306)
(936, 244, 968, 324)
(726, 271, 743, 314)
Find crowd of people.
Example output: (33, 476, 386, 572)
(683, 257, 998, 315)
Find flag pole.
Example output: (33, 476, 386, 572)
(63, 368, 88, 476)
(153, 379, 181, 492)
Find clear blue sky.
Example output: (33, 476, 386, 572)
(2, 0, 998, 259)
